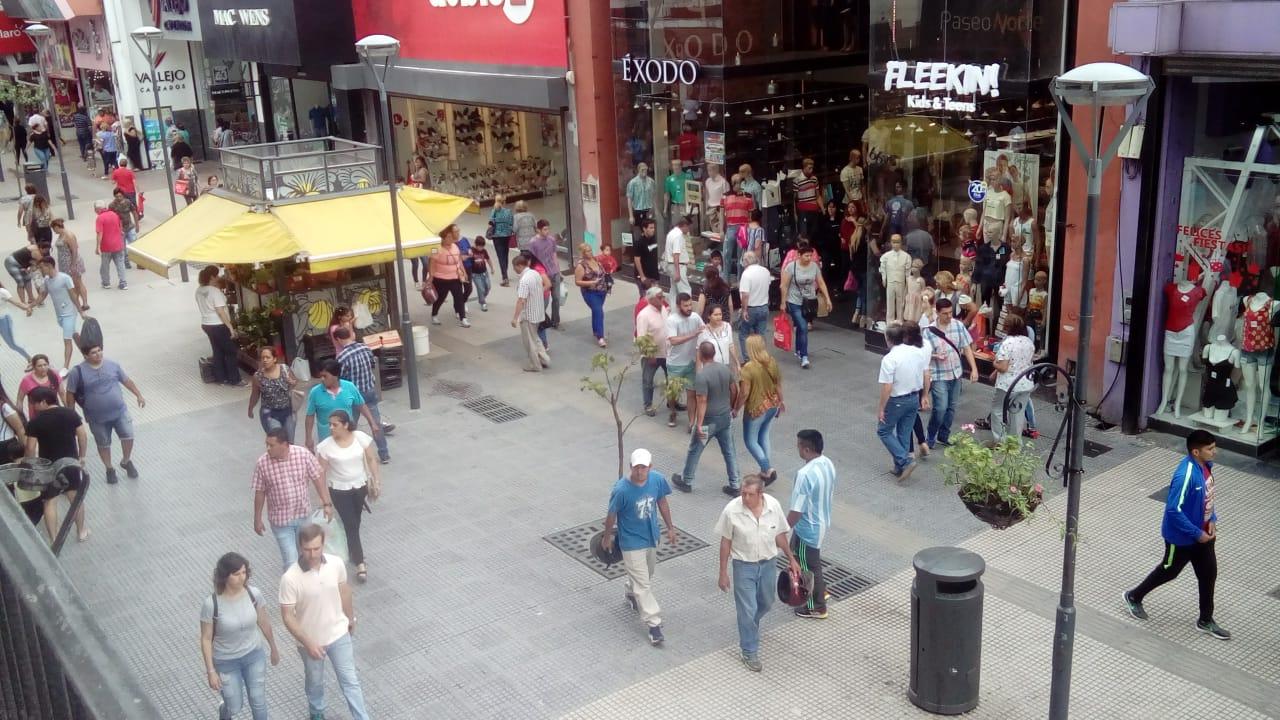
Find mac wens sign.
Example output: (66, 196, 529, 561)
(200, 0, 298, 65)
(883, 61, 1002, 113)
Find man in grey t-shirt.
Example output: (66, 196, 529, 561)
(35, 257, 87, 372)
(903, 210, 935, 274)
(64, 343, 145, 485)
(673, 342, 740, 496)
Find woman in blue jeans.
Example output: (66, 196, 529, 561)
(738, 334, 785, 483)
(573, 244, 611, 347)
(779, 241, 832, 369)
(248, 347, 297, 441)
(199, 553, 280, 720)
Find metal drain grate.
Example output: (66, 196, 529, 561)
(774, 556, 875, 602)
(462, 395, 527, 423)
(433, 379, 481, 400)
(1148, 487, 1169, 502)
(1269, 586, 1280, 601)
(544, 521, 708, 580)
(1083, 441, 1113, 458)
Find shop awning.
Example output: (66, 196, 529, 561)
(129, 187, 475, 277)
(863, 118, 974, 163)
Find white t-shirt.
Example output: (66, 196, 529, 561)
(0, 402, 17, 443)
(0, 287, 11, 317)
(704, 175, 729, 207)
(316, 431, 372, 491)
(195, 285, 228, 326)
(739, 264, 772, 308)
(878, 344, 928, 396)
(698, 323, 735, 365)
(278, 554, 349, 647)
(662, 227, 690, 265)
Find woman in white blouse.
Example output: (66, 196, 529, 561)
(696, 303, 741, 375)
(315, 410, 382, 583)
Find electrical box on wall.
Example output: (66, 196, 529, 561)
(1117, 124, 1145, 160)
(1106, 335, 1127, 364)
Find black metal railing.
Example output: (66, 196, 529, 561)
(0, 483, 162, 719)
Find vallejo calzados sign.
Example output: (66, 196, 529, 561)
(883, 61, 1002, 113)
(621, 54, 700, 86)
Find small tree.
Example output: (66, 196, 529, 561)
(582, 335, 690, 478)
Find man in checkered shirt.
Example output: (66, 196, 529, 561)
(922, 297, 979, 449)
(253, 427, 333, 571)
(334, 327, 392, 464)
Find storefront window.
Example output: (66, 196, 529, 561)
(205, 60, 261, 146)
(270, 77, 296, 141)
(292, 79, 334, 139)
(389, 96, 566, 205)
(1154, 80, 1280, 448)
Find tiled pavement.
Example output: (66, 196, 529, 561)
(6, 161, 1277, 718)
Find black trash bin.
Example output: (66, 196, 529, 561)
(23, 164, 49, 199)
(908, 546, 985, 715)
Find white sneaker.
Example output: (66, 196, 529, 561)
(431, 315, 441, 325)
(459, 317, 471, 328)
(480, 302, 488, 312)
(801, 356, 811, 369)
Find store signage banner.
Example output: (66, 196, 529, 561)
(620, 54, 699, 86)
(0, 11, 35, 55)
(704, 131, 725, 165)
(156, 0, 204, 42)
(37, 24, 76, 80)
(130, 39, 198, 111)
(883, 61, 1003, 113)
(199, 0, 300, 66)
(69, 16, 111, 71)
(351, 0, 567, 69)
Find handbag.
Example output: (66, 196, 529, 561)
(773, 312, 793, 351)
(792, 264, 818, 322)
(420, 280, 438, 305)
(173, 177, 189, 196)
(844, 270, 858, 293)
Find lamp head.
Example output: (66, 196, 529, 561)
(356, 34, 400, 60)
(1052, 62, 1153, 107)
(24, 23, 52, 40)
(131, 26, 163, 42)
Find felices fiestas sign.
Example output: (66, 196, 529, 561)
(621, 54, 700, 86)
(883, 61, 1002, 113)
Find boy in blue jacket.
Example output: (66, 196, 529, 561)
(1123, 430, 1230, 640)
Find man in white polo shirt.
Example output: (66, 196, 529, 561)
(877, 323, 932, 481)
(280, 524, 369, 720)
(737, 251, 772, 357)
(662, 216, 693, 297)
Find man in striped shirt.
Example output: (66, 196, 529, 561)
(511, 254, 551, 372)
(794, 157, 822, 240)
(788, 429, 836, 619)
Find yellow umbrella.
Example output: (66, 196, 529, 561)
(398, 186, 479, 234)
(129, 195, 300, 275)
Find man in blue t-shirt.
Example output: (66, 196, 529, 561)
(788, 429, 836, 619)
(603, 448, 677, 646)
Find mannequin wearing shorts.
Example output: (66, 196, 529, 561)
(1160, 280, 1207, 417)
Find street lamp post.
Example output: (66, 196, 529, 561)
(23, 23, 75, 220)
(130, 25, 188, 283)
(357, 34, 420, 410)
(1047, 62, 1152, 720)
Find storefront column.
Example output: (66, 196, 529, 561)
(566, 0, 620, 249)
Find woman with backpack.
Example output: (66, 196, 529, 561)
(199, 552, 280, 720)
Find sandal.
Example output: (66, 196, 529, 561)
(356, 565, 368, 583)
(973, 418, 992, 430)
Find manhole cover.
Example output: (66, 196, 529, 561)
(1083, 441, 1112, 458)
(544, 520, 708, 580)
(462, 395, 527, 423)
(1148, 487, 1168, 502)
(433, 379, 481, 400)
(774, 556, 874, 602)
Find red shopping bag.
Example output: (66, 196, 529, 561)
(773, 312, 793, 352)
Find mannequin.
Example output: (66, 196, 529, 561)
(1237, 291, 1278, 435)
(1010, 203, 1036, 259)
(1199, 335, 1239, 424)
(979, 177, 1013, 247)
(880, 233, 911, 323)
(1159, 278, 1208, 417)
(903, 259, 927, 323)
(1207, 272, 1240, 345)
(955, 256, 975, 297)
(1027, 270, 1049, 347)
(1000, 243, 1028, 309)
(963, 207, 980, 247)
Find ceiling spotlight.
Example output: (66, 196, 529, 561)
(908, 121, 916, 128)
(794, 101, 802, 109)
(999, 107, 1007, 115)
(981, 111, 990, 118)
(964, 129, 974, 137)
(709, 110, 718, 118)
(811, 99, 818, 105)
(1031, 100, 1042, 109)
(644, 103, 652, 109)
(939, 127, 949, 135)
(915, 126, 924, 133)
(827, 97, 834, 104)
(894, 124, 903, 131)
(928, 122, 936, 127)
(843, 95, 850, 101)
(989, 131, 998, 137)
(697, 107, 703, 115)
(859, 92, 865, 99)
(1015, 105, 1024, 112)
(633, 102, 639, 109)
(723, 110, 731, 117)
(745, 108, 752, 116)
(655, 104, 665, 111)
(965, 114, 973, 120)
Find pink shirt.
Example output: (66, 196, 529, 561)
(431, 244, 463, 281)
(18, 372, 59, 415)
(95, 211, 124, 253)
(635, 304, 670, 356)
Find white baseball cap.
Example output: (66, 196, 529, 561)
(630, 448, 652, 468)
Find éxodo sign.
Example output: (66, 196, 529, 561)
(351, 0, 566, 68)
(883, 61, 1003, 113)
(620, 54, 699, 85)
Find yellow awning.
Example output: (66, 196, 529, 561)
(129, 187, 473, 276)
(129, 195, 290, 275)
(863, 117, 974, 162)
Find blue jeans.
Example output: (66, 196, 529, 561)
(214, 646, 268, 720)
(877, 392, 920, 474)
(741, 406, 778, 472)
(732, 557, 777, 658)
(723, 225, 740, 279)
(271, 516, 307, 571)
(641, 358, 667, 409)
(258, 406, 295, 443)
(0, 315, 30, 360)
(785, 302, 808, 358)
(681, 411, 740, 488)
(300, 633, 369, 720)
(472, 270, 491, 304)
(582, 289, 607, 339)
(363, 400, 390, 461)
(738, 305, 770, 358)
(34, 147, 50, 169)
(927, 378, 963, 446)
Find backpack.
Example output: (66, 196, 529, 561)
(211, 588, 260, 638)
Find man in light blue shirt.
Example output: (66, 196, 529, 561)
(788, 429, 836, 619)
(603, 448, 677, 647)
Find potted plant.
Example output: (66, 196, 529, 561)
(581, 334, 689, 478)
(941, 427, 1044, 529)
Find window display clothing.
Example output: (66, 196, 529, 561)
(883, 194, 914, 237)
(980, 189, 1012, 243)
(1241, 296, 1276, 353)
(1208, 281, 1239, 345)
(879, 248, 911, 323)
(1163, 282, 1207, 359)
(904, 269, 927, 324)
(974, 242, 1010, 305)
(705, 174, 730, 235)
(1200, 348, 1238, 411)
(1011, 216, 1035, 256)
(1002, 258, 1026, 309)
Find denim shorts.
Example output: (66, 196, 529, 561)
(57, 314, 78, 340)
(4, 256, 28, 285)
(88, 413, 134, 447)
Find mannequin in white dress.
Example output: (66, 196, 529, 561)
(1198, 336, 1239, 424)
(1236, 291, 1279, 436)
(1207, 273, 1239, 345)
(979, 177, 1012, 246)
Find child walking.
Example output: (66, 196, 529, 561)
(470, 236, 492, 312)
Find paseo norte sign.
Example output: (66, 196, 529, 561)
(883, 61, 1002, 113)
(621, 54, 700, 86)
